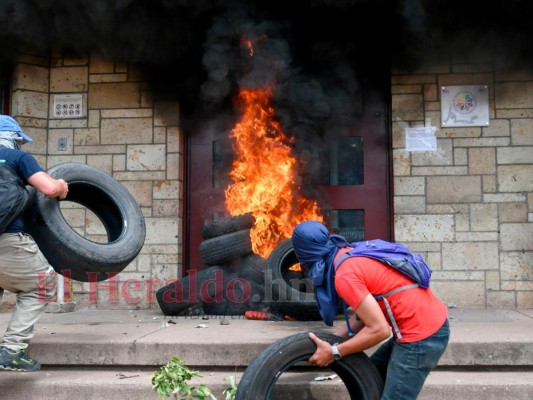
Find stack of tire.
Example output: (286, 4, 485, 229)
(264, 238, 322, 321)
(156, 213, 327, 320)
(156, 213, 269, 317)
(265, 239, 344, 321)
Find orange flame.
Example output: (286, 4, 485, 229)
(289, 263, 302, 272)
(225, 88, 324, 258)
(241, 35, 269, 57)
(242, 39, 254, 56)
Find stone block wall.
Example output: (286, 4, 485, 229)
(391, 61, 533, 308)
(10, 50, 183, 309)
(7, 50, 532, 310)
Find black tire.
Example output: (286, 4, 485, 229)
(157, 266, 224, 316)
(201, 213, 255, 239)
(236, 332, 384, 400)
(202, 282, 252, 316)
(24, 163, 146, 282)
(202, 262, 265, 316)
(266, 239, 322, 321)
(237, 253, 267, 286)
(199, 229, 253, 266)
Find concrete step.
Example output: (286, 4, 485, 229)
(0, 368, 532, 400)
(1, 307, 532, 399)
(12, 308, 532, 368)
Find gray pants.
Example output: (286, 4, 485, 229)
(0, 233, 56, 351)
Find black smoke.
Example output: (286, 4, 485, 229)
(0, 0, 530, 121)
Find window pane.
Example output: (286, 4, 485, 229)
(329, 137, 364, 185)
(326, 209, 365, 242)
(213, 139, 233, 189)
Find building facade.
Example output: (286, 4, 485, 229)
(3, 49, 532, 310)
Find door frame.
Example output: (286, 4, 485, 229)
(183, 74, 394, 274)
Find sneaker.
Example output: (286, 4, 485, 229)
(0, 347, 41, 372)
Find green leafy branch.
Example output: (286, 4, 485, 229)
(152, 356, 237, 400)
(222, 375, 237, 400)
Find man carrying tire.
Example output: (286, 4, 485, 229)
(291, 220, 449, 400)
(0, 115, 69, 372)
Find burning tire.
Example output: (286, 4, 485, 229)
(201, 213, 255, 239)
(24, 163, 145, 282)
(238, 253, 267, 285)
(266, 239, 322, 321)
(157, 265, 224, 315)
(202, 254, 267, 315)
(235, 332, 384, 399)
(202, 277, 261, 316)
(199, 229, 253, 266)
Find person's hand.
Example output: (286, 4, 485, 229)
(57, 179, 69, 199)
(308, 332, 334, 367)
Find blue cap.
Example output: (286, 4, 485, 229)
(0, 115, 33, 142)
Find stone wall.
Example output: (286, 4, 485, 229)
(10, 50, 183, 309)
(391, 62, 533, 308)
(7, 50, 532, 310)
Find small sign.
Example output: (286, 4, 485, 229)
(53, 94, 83, 118)
(441, 85, 489, 127)
(405, 126, 437, 152)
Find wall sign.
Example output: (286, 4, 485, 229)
(53, 94, 83, 118)
(441, 85, 489, 127)
(405, 126, 437, 152)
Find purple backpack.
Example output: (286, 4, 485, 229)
(334, 239, 432, 339)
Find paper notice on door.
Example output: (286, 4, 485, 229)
(405, 127, 437, 152)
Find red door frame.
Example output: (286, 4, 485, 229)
(185, 118, 232, 274)
(318, 89, 392, 241)
(184, 78, 393, 274)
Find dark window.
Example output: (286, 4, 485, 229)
(212, 139, 233, 189)
(317, 137, 364, 185)
(326, 209, 365, 242)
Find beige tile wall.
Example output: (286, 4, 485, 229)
(392, 61, 533, 308)
(11, 50, 183, 309)
(8, 50, 533, 310)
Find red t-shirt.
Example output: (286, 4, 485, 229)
(334, 248, 448, 343)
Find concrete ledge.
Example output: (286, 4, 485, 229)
(421, 371, 533, 400)
(0, 368, 532, 400)
(4, 308, 528, 368)
(1, 308, 531, 399)
(1, 308, 532, 368)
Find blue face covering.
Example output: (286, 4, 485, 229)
(291, 220, 348, 325)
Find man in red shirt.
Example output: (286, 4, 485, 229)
(292, 220, 449, 399)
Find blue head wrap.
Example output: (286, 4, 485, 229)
(291, 220, 349, 325)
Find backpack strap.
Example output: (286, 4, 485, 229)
(341, 300, 355, 337)
(334, 250, 420, 339)
(374, 283, 419, 339)
(335, 250, 356, 337)
(334, 251, 353, 270)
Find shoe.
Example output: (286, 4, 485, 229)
(0, 347, 41, 372)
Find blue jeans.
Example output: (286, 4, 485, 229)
(370, 319, 450, 400)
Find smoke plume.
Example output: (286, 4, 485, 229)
(0, 0, 530, 130)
